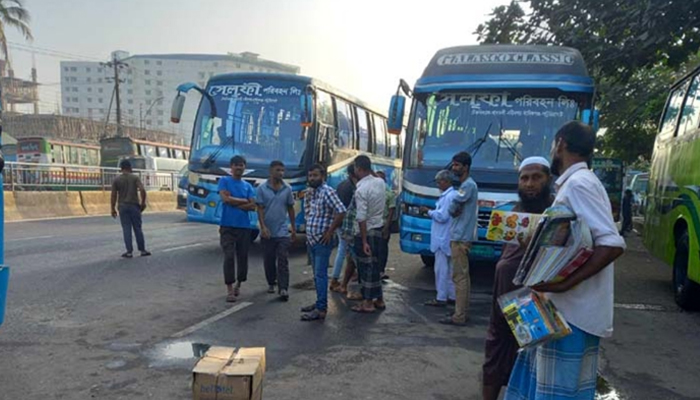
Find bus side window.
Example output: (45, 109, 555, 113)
(679, 75, 700, 137)
(356, 107, 370, 152)
(334, 97, 354, 149)
(373, 114, 387, 156)
(660, 83, 689, 137)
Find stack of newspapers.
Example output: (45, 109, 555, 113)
(497, 205, 594, 348)
(513, 205, 594, 286)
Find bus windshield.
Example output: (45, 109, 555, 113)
(408, 91, 581, 169)
(191, 79, 306, 172)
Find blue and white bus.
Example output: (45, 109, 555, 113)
(171, 73, 402, 234)
(386, 45, 598, 265)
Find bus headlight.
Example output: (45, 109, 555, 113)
(403, 204, 424, 217)
(178, 188, 188, 197)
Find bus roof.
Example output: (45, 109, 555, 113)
(671, 63, 700, 89)
(101, 136, 189, 150)
(19, 137, 100, 149)
(208, 72, 387, 117)
(415, 45, 594, 93)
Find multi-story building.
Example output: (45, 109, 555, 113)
(60, 51, 300, 142)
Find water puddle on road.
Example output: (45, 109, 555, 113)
(145, 341, 211, 368)
(596, 375, 624, 400)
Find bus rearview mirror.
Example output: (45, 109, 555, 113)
(171, 94, 186, 124)
(387, 95, 405, 135)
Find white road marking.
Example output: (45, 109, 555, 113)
(162, 243, 204, 252)
(171, 302, 253, 338)
(614, 303, 667, 312)
(7, 235, 54, 242)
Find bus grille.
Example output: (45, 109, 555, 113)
(477, 209, 492, 228)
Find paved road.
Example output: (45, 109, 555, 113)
(0, 214, 699, 399)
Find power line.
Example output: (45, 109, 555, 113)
(7, 41, 103, 61)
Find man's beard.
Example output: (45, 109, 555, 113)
(308, 180, 322, 188)
(518, 184, 553, 214)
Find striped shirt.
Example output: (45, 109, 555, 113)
(304, 183, 346, 246)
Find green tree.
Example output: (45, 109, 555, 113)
(475, 0, 700, 164)
(0, 0, 32, 72)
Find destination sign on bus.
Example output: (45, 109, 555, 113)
(437, 52, 575, 66)
(208, 82, 303, 98)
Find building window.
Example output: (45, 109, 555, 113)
(127, 99, 133, 104)
(98, 68, 103, 73)
(156, 60, 162, 66)
(145, 90, 152, 96)
(145, 79, 151, 85)
(156, 70, 162, 76)
(128, 109, 134, 115)
(98, 88, 103, 93)
(64, 77, 70, 82)
(156, 80, 163, 86)
(73, 87, 78, 92)
(157, 120, 163, 126)
(86, 77, 91, 83)
(144, 70, 151, 75)
(72, 97, 78, 102)
(87, 98, 92, 103)
(156, 90, 163, 97)
(65, 97, 70, 103)
(157, 99, 163, 106)
(97, 78, 102, 83)
(128, 89, 133, 95)
(157, 110, 164, 116)
(87, 87, 92, 93)
(127, 79, 132, 84)
(70, 67, 77, 72)
(71, 77, 77, 82)
(75, 108, 80, 113)
(98, 98, 103, 103)
(213, 62, 219, 67)
(144, 60, 150, 65)
(86, 67, 91, 73)
(64, 67, 69, 72)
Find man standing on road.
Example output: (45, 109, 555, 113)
(504, 122, 626, 400)
(351, 155, 387, 314)
(441, 151, 478, 326)
(482, 157, 553, 400)
(376, 170, 396, 280)
(256, 160, 296, 302)
(620, 188, 633, 236)
(421, 170, 457, 307)
(330, 164, 358, 293)
(301, 164, 346, 321)
(218, 156, 256, 303)
(111, 159, 151, 258)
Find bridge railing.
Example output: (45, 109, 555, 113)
(2, 162, 181, 192)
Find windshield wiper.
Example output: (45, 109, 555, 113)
(202, 133, 235, 170)
(442, 122, 493, 171)
(495, 118, 522, 163)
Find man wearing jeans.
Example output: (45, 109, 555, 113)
(441, 151, 478, 326)
(256, 160, 296, 302)
(218, 156, 256, 303)
(111, 159, 151, 258)
(330, 164, 357, 293)
(301, 164, 346, 322)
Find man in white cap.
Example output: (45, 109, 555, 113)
(482, 156, 554, 400)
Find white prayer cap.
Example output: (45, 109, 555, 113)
(519, 156, 550, 172)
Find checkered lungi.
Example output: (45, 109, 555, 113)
(353, 229, 383, 300)
(504, 324, 600, 400)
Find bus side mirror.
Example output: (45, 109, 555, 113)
(582, 109, 591, 125)
(301, 87, 315, 128)
(387, 95, 406, 135)
(171, 93, 186, 124)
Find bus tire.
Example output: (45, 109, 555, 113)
(673, 232, 700, 310)
(420, 255, 435, 268)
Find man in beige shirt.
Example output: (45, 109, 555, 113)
(111, 160, 151, 258)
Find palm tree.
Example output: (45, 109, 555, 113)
(0, 0, 32, 74)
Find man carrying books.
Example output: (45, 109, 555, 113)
(504, 122, 626, 400)
(483, 157, 554, 400)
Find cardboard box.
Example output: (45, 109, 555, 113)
(192, 346, 266, 400)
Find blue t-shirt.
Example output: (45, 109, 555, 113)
(218, 176, 256, 228)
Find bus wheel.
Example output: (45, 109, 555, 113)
(420, 255, 435, 268)
(673, 232, 699, 310)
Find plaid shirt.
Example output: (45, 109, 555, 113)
(304, 183, 346, 246)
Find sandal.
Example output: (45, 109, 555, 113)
(300, 310, 326, 321)
(373, 300, 386, 310)
(424, 299, 447, 307)
(233, 285, 240, 297)
(226, 293, 237, 303)
(346, 292, 363, 301)
(351, 304, 376, 314)
(121, 252, 133, 258)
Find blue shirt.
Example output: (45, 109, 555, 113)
(218, 176, 256, 228)
(449, 177, 478, 242)
(256, 181, 295, 238)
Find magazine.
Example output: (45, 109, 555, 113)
(498, 287, 572, 348)
(486, 210, 542, 244)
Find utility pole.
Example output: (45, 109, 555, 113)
(101, 54, 128, 137)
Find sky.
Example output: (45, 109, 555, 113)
(6, 0, 510, 114)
